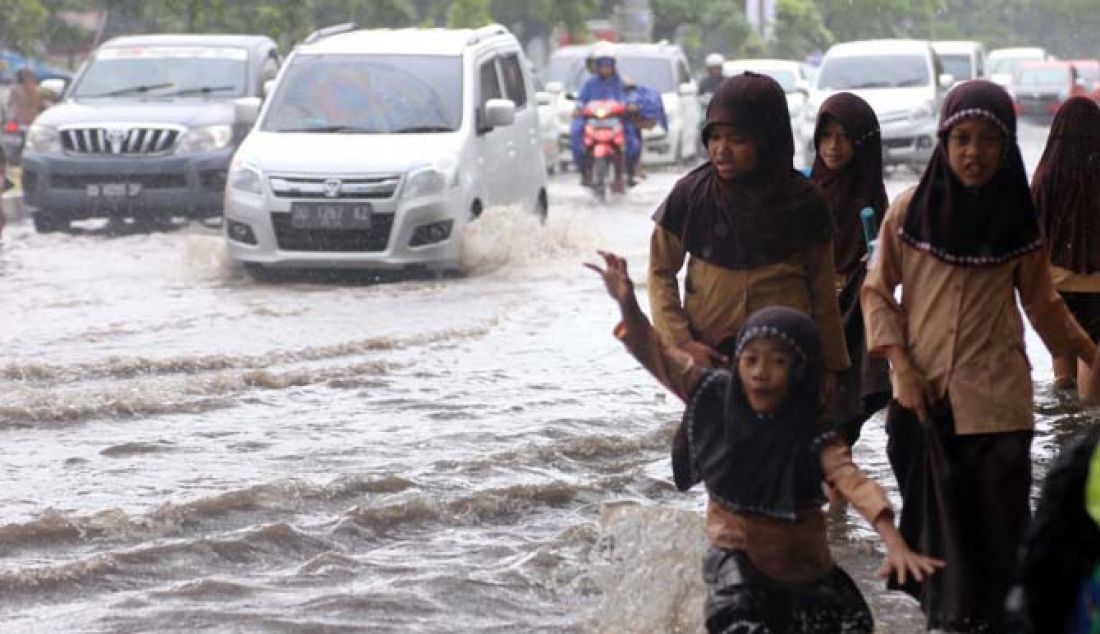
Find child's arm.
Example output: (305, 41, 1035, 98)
(1016, 247, 1097, 376)
(819, 438, 944, 584)
(587, 250, 705, 402)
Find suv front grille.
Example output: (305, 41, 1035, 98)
(269, 175, 401, 200)
(271, 212, 394, 252)
(61, 126, 180, 155)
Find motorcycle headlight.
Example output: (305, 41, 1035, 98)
(26, 123, 61, 154)
(228, 159, 263, 195)
(403, 160, 458, 200)
(178, 124, 233, 154)
(909, 100, 935, 122)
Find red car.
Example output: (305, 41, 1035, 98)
(1068, 59, 1100, 104)
(1012, 61, 1088, 119)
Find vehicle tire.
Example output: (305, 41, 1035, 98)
(32, 210, 70, 234)
(534, 189, 548, 223)
(243, 262, 278, 282)
(592, 156, 609, 202)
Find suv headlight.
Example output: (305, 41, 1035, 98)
(228, 159, 263, 195)
(909, 100, 935, 122)
(178, 124, 233, 154)
(26, 123, 61, 154)
(403, 160, 459, 199)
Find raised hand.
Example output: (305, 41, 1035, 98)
(584, 250, 635, 305)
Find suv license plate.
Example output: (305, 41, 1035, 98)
(290, 202, 373, 230)
(87, 183, 142, 198)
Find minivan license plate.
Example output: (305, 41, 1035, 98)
(290, 202, 373, 230)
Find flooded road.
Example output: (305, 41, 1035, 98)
(0, 122, 1094, 633)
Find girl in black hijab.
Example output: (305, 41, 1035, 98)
(588, 251, 941, 633)
(863, 80, 1100, 632)
(1031, 96, 1100, 398)
(810, 92, 891, 445)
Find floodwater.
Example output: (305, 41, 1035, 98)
(0, 122, 1095, 633)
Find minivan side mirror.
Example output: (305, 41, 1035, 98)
(938, 73, 956, 89)
(678, 82, 698, 96)
(39, 78, 65, 99)
(234, 96, 262, 126)
(480, 98, 515, 133)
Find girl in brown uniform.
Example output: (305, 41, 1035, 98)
(1031, 96, 1100, 399)
(589, 252, 942, 633)
(810, 92, 891, 445)
(862, 80, 1100, 632)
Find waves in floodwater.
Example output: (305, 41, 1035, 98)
(0, 134, 1095, 633)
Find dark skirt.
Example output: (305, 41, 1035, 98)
(1059, 291, 1100, 342)
(703, 546, 874, 633)
(886, 400, 1033, 632)
(834, 264, 891, 445)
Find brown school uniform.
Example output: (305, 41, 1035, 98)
(613, 317, 890, 585)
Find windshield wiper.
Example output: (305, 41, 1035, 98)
(161, 84, 237, 97)
(276, 125, 379, 133)
(85, 82, 175, 98)
(392, 125, 454, 133)
(845, 81, 892, 89)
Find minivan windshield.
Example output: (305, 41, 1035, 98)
(938, 54, 974, 81)
(262, 54, 463, 134)
(74, 46, 248, 99)
(546, 55, 676, 93)
(817, 54, 930, 90)
(1016, 66, 1069, 87)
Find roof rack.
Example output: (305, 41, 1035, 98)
(303, 22, 357, 46)
(466, 23, 508, 46)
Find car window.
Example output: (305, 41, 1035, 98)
(479, 59, 502, 107)
(262, 53, 463, 133)
(818, 54, 931, 90)
(261, 54, 279, 83)
(677, 60, 691, 85)
(74, 46, 249, 99)
(939, 55, 973, 81)
(499, 53, 527, 109)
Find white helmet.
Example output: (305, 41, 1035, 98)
(592, 41, 617, 63)
(706, 53, 725, 68)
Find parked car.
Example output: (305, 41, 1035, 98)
(1012, 60, 1088, 120)
(21, 34, 280, 232)
(723, 58, 811, 166)
(987, 46, 1048, 88)
(801, 39, 952, 171)
(544, 42, 702, 168)
(931, 40, 986, 84)
(224, 24, 548, 276)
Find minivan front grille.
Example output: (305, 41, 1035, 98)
(61, 126, 181, 155)
(269, 175, 401, 200)
(271, 212, 394, 252)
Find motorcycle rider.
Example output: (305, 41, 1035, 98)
(699, 53, 726, 100)
(623, 76, 667, 186)
(571, 42, 633, 190)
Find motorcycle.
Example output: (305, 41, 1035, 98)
(580, 99, 627, 201)
(1, 119, 27, 165)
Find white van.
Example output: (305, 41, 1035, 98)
(544, 42, 702, 168)
(931, 41, 986, 84)
(987, 46, 1048, 88)
(224, 24, 548, 276)
(801, 39, 953, 170)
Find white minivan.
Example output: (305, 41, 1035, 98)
(801, 39, 953, 170)
(224, 24, 548, 276)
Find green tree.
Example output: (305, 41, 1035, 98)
(0, 0, 48, 53)
(446, 0, 491, 28)
(770, 0, 832, 59)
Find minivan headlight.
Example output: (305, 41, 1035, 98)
(909, 100, 935, 122)
(229, 159, 263, 195)
(178, 124, 233, 154)
(403, 161, 458, 199)
(26, 123, 61, 154)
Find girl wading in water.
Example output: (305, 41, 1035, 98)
(862, 79, 1100, 632)
(810, 92, 892, 445)
(588, 252, 942, 633)
(1031, 96, 1100, 400)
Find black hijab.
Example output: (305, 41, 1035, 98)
(671, 306, 834, 521)
(653, 72, 832, 270)
(810, 92, 888, 277)
(901, 80, 1042, 266)
(1031, 96, 1100, 273)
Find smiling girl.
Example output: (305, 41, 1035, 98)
(588, 251, 941, 633)
(862, 80, 1100, 631)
